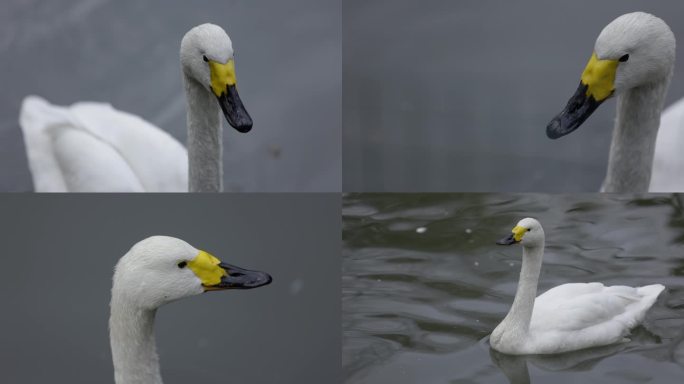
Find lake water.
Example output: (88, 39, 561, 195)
(343, 0, 684, 192)
(343, 193, 684, 383)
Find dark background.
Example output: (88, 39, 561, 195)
(0, 0, 341, 192)
(343, 0, 684, 192)
(0, 194, 340, 383)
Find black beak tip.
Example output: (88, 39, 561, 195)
(215, 262, 273, 290)
(546, 81, 605, 141)
(546, 118, 563, 139)
(234, 121, 253, 133)
(256, 272, 273, 287)
(216, 86, 254, 134)
(496, 234, 518, 246)
(239, 270, 272, 289)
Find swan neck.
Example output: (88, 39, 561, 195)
(184, 73, 223, 192)
(504, 242, 544, 335)
(110, 295, 162, 384)
(604, 77, 670, 192)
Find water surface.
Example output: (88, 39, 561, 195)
(343, 193, 684, 383)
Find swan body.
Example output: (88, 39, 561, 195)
(21, 23, 252, 192)
(110, 236, 271, 384)
(490, 218, 663, 355)
(651, 97, 684, 191)
(547, 12, 681, 193)
(20, 96, 188, 192)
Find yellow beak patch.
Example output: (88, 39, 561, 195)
(209, 59, 237, 97)
(187, 250, 227, 286)
(511, 225, 527, 242)
(580, 52, 619, 102)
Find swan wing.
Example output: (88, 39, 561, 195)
(20, 96, 188, 192)
(650, 97, 684, 192)
(527, 283, 663, 353)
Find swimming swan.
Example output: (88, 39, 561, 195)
(489, 218, 663, 355)
(546, 12, 683, 192)
(20, 23, 252, 192)
(110, 236, 271, 384)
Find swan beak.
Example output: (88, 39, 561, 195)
(188, 250, 271, 291)
(209, 59, 253, 133)
(496, 225, 526, 245)
(496, 233, 518, 245)
(546, 53, 618, 139)
(217, 85, 253, 133)
(204, 262, 273, 291)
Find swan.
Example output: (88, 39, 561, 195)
(20, 23, 252, 192)
(110, 236, 272, 384)
(489, 218, 664, 355)
(546, 12, 684, 193)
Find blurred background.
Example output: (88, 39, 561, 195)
(0, 0, 340, 192)
(343, 0, 684, 192)
(343, 193, 684, 383)
(0, 194, 340, 383)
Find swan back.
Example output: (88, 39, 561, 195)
(650, 98, 684, 191)
(524, 283, 664, 354)
(20, 96, 188, 192)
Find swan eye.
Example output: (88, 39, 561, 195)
(619, 54, 629, 62)
(202, 55, 208, 62)
(177, 261, 187, 269)
(527, 228, 531, 232)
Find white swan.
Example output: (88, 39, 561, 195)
(546, 12, 684, 193)
(20, 23, 252, 192)
(110, 236, 271, 384)
(489, 218, 663, 355)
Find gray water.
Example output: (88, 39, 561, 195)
(343, 193, 684, 383)
(0, 194, 341, 383)
(0, 0, 341, 192)
(343, 0, 684, 192)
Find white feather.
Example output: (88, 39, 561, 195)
(20, 96, 187, 192)
(650, 97, 684, 191)
(526, 283, 663, 354)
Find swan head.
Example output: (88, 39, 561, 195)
(112, 236, 272, 310)
(180, 23, 253, 133)
(547, 12, 676, 139)
(496, 217, 544, 248)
